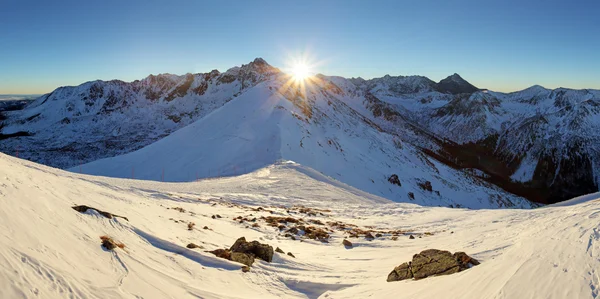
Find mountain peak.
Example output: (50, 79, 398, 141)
(436, 73, 478, 94)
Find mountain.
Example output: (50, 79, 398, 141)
(73, 71, 533, 209)
(0, 58, 277, 168)
(1, 58, 598, 204)
(1, 150, 599, 298)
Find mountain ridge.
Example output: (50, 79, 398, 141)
(1, 58, 599, 204)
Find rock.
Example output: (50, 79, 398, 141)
(241, 265, 250, 273)
(72, 205, 129, 221)
(287, 252, 295, 258)
(411, 249, 460, 279)
(408, 192, 415, 200)
(391, 236, 398, 241)
(211, 215, 216, 219)
(365, 232, 375, 240)
(231, 252, 255, 267)
(186, 243, 203, 249)
(386, 249, 480, 282)
(275, 247, 285, 254)
(453, 252, 480, 270)
(208, 249, 231, 260)
(387, 262, 413, 282)
(375, 233, 382, 238)
(388, 174, 401, 186)
(418, 180, 433, 192)
(286, 227, 299, 234)
(409, 235, 415, 239)
(342, 239, 353, 248)
(230, 237, 274, 262)
(203, 226, 209, 230)
(101, 238, 117, 250)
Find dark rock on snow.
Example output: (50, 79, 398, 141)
(387, 249, 479, 282)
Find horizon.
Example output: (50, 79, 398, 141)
(1, 57, 597, 97)
(1, 0, 599, 94)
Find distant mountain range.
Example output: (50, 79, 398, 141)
(1, 58, 598, 205)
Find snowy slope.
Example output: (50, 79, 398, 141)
(3, 58, 599, 204)
(74, 76, 535, 209)
(0, 59, 277, 169)
(1, 153, 599, 298)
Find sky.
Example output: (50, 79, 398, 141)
(1, 0, 599, 94)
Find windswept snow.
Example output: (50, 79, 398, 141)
(1, 153, 599, 298)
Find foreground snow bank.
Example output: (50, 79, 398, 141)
(1, 154, 599, 298)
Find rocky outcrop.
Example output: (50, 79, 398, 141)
(388, 174, 401, 186)
(230, 237, 274, 262)
(387, 249, 479, 282)
(208, 237, 274, 267)
(387, 262, 413, 282)
(72, 205, 128, 221)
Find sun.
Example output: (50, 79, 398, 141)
(291, 63, 311, 82)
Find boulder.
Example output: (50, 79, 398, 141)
(411, 249, 460, 279)
(454, 251, 480, 270)
(287, 252, 295, 258)
(275, 247, 285, 254)
(230, 237, 274, 262)
(231, 252, 255, 267)
(386, 249, 480, 282)
(387, 262, 413, 282)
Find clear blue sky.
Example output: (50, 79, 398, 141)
(1, 0, 599, 94)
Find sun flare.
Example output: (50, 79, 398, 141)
(291, 63, 311, 82)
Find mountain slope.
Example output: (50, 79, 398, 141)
(0, 59, 277, 169)
(74, 74, 535, 209)
(1, 152, 599, 298)
(2, 58, 599, 204)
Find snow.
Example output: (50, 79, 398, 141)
(1, 152, 599, 298)
(510, 156, 539, 182)
(72, 79, 535, 209)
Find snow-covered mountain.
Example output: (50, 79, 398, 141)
(73, 72, 533, 209)
(0, 58, 278, 168)
(1, 151, 599, 298)
(1, 58, 598, 204)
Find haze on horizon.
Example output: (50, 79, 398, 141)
(1, 0, 598, 94)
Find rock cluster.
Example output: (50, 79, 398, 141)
(387, 249, 479, 282)
(208, 237, 274, 267)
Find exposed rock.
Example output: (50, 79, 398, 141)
(72, 205, 129, 221)
(411, 249, 460, 279)
(203, 226, 209, 230)
(386, 249, 479, 282)
(418, 180, 433, 192)
(287, 252, 295, 258)
(275, 247, 285, 254)
(388, 174, 401, 186)
(375, 233, 382, 238)
(408, 192, 415, 200)
(186, 243, 203, 249)
(230, 252, 255, 267)
(365, 232, 375, 240)
(391, 236, 398, 241)
(409, 235, 415, 239)
(208, 249, 231, 260)
(229, 237, 274, 262)
(100, 236, 124, 251)
(241, 265, 250, 273)
(342, 239, 353, 248)
(387, 262, 413, 282)
(188, 222, 195, 230)
(454, 251, 480, 270)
